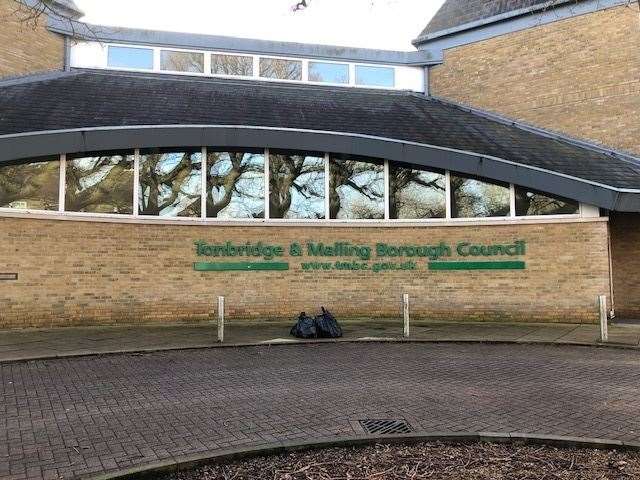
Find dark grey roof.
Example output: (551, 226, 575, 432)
(1, 69, 639, 210)
(25, 0, 83, 19)
(416, 0, 580, 42)
(51, 0, 83, 17)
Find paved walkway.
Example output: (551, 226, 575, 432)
(1, 342, 640, 479)
(1, 320, 640, 362)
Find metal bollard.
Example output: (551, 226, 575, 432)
(218, 296, 225, 343)
(598, 295, 608, 342)
(403, 293, 410, 338)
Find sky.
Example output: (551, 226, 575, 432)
(73, 0, 446, 51)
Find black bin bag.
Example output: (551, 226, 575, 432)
(314, 306, 343, 338)
(290, 312, 318, 339)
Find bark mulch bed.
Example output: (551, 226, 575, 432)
(163, 441, 640, 479)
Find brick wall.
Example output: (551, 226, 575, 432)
(610, 213, 640, 318)
(429, 3, 640, 155)
(0, 0, 65, 78)
(0, 216, 611, 328)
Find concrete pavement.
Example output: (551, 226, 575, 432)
(0, 320, 639, 363)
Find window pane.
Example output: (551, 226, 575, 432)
(139, 150, 202, 217)
(451, 174, 510, 218)
(389, 164, 445, 219)
(211, 54, 253, 76)
(207, 150, 264, 219)
(355, 65, 394, 87)
(107, 46, 153, 70)
(308, 62, 349, 84)
(330, 157, 384, 219)
(515, 187, 579, 216)
(259, 58, 302, 80)
(160, 50, 204, 73)
(269, 151, 325, 219)
(0, 158, 59, 210)
(66, 153, 134, 214)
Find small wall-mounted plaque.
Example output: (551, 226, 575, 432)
(0, 273, 18, 281)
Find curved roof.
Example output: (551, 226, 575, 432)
(1, 69, 640, 211)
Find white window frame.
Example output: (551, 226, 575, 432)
(209, 51, 256, 79)
(353, 63, 396, 89)
(258, 56, 304, 83)
(202, 147, 266, 223)
(266, 149, 327, 222)
(105, 44, 155, 73)
(307, 59, 351, 86)
(158, 47, 207, 75)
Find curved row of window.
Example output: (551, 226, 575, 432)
(0, 148, 581, 221)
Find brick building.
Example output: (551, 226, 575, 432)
(0, 0, 639, 328)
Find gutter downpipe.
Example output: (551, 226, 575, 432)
(63, 36, 71, 71)
(607, 216, 616, 320)
(423, 66, 430, 96)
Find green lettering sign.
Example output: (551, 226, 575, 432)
(193, 239, 527, 273)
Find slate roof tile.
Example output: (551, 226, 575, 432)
(0, 69, 639, 189)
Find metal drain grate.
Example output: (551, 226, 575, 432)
(359, 419, 413, 435)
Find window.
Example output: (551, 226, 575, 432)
(139, 149, 202, 217)
(107, 46, 153, 70)
(65, 152, 134, 214)
(515, 187, 579, 216)
(160, 50, 204, 73)
(355, 65, 395, 87)
(330, 156, 384, 219)
(269, 151, 325, 219)
(389, 165, 445, 219)
(259, 58, 302, 80)
(207, 149, 264, 218)
(0, 158, 59, 210)
(308, 61, 349, 84)
(450, 174, 510, 218)
(211, 54, 253, 76)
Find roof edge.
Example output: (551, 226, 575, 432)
(48, 18, 442, 66)
(48, 0, 84, 19)
(425, 94, 640, 170)
(412, 0, 629, 46)
(0, 70, 80, 87)
(412, 0, 575, 45)
(22, 0, 83, 20)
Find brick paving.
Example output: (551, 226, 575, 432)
(1, 342, 640, 479)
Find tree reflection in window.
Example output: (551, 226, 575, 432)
(330, 157, 384, 219)
(451, 174, 510, 218)
(259, 58, 302, 80)
(389, 164, 445, 219)
(160, 50, 204, 73)
(207, 150, 264, 218)
(139, 150, 202, 217)
(269, 151, 325, 219)
(65, 153, 134, 214)
(0, 158, 59, 210)
(211, 54, 253, 76)
(515, 187, 579, 216)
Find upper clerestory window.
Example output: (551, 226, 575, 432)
(308, 61, 349, 84)
(259, 58, 302, 81)
(107, 46, 154, 70)
(211, 53, 253, 76)
(355, 65, 395, 87)
(160, 50, 204, 73)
